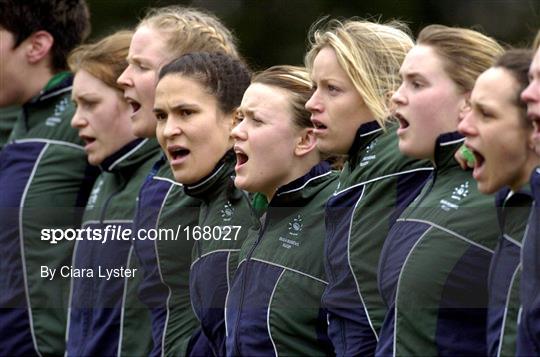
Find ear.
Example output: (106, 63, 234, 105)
(25, 31, 54, 65)
(294, 127, 318, 157)
(458, 91, 471, 121)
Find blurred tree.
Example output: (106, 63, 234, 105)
(88, 0, 540, 69)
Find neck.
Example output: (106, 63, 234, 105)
(511, 156, 540, 192)
(265, 153, 321, 201)
(21, 66, 55, 104)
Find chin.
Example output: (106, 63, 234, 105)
(476, 182, 494, 195)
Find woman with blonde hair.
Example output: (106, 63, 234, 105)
(376, 25, 504, 356)
(116, 6, 243, 356)
(66, 30, 163, 356)
(304, 19, 433, 356)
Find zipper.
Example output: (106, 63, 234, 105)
(233, 212, 269, 355)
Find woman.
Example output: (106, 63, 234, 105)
(66, 30, 162, 356)
(517, 30, 540, 356)
(116, 6, 241, 355)
(375, 25, 504, 356)
(458, 49, 536, 356)
(304, 19, 433, 356)
(225, 65, 338, 355)
(154, 51, 256, 356)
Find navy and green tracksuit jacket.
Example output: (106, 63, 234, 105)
(66, 138, 161, 356)
(487, 186, 532, 357)
(517, 167, 540, 356)
(322, 121, 432, 356)
(184, 151, 257, 356)
(376, 132, 500, 356)
(0, 105, 20, 150)
(225, 162, 339, 356)
(0, 73, 97, 356)
(130, 156, 201, 356)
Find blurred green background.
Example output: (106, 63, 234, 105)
(87, 0, 540, 70)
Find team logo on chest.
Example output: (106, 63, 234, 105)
(221, 201, 235, 222)
(87, 178, 104, 210)
(360, 139, 378, 167)
(279, 214, 303, 249)
(440, 181, 470, 211)
(46, 97, 69, 127)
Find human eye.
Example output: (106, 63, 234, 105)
(411, 80, 423, 89)
(234, 111, 245, 125)
(154, 111, 167, 122)
(327, 84, 340, 94)
(179, 109, 194, 117)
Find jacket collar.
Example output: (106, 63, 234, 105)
(99, 138, 160, 173)
(184, 150, 238, 200)
(347, 120, 384, 169)
(270, 161, 332, 206)
(433, 132, 465, 170)
(27, 71, 73, 105)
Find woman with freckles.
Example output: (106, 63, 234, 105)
(517, 30, 540, 356)
(458, 49, 536, 356)
(66, 30, 163, 356)
(116, 6, 242, 355)
(304, 19, 433, 356)
(154, 52, 256, 356)
(224, 66, 339, 356)
(375, 25, 503, 356)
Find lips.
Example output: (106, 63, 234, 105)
(528, 112, 540, 135)
(311, 117, 328, 136)
(79, 134, 96, 149)
(395, 112, 410, 129)
(125, 96, 142, 116)
(167, 145, 190, 165)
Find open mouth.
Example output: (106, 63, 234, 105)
(234, 146, 249, 168)
(126, 98, 142, 115)
(467, 145, 485, 174)
(395, 113, 409, 129)
(80, 135, 96, 147)
(529, 113, 540, 134)
(168, 146, 190, 162)
(311, 118, 327, 130)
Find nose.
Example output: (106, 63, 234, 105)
(457, 109, 478, 138)
(521, 80, 538, 104)
(231, 118, 247, 142)
(305, 89, 322, 113)
(117, 65, 133, 88)
(70, 107, 87, 129)
(160, 117, 181, 139)
(391, 84, 407, 106)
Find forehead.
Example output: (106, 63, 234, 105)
(472, 67, 516, 104)
(241, 83, 290, 113)
(129, 25, 168, 60)
(531, 48, 540, 75)
(155, 74, 216, 104)
(401, 45, 445, 76)
(311, 47, 346, 77)
(73, 69, 108, 92)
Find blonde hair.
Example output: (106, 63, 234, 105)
(139, 6, 239, 60)
(305, 19, 413, 129)
(417, 25, 504, 93)
(68, 30, 133, 92)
